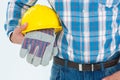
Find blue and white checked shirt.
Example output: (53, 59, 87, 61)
(5, 0, 120, 64)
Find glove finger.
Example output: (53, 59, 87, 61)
(32, 56, 42, 67)
(52, 41, 58, 57)
(20, 38, 31, 58)
(26, 53, 34, 64)
(26, 38, 37, 63)
(50, 46, 58, 60)
(32, 41, 49, 66)
(28, 38, 37, 55)
(26, 45, 39, 64)
(53, 47, 58, 56)
(41, 43, 53, 66)
(41, 33, 56, 66)
(49, 34, 58, 61)
(19, 48, 29, 58)
(26, 44, 36, 64)
(32, 40, 51, 66)
(32, 45, 41, 66)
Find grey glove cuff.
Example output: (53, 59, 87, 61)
(25, 31, 55, 43)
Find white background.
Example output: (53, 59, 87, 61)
(0, 0, 52, 80)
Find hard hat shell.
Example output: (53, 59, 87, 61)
(21, 4, 62, 34)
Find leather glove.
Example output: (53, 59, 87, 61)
(19, 29, 57, 66)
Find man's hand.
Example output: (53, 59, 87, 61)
(102, 71, 120, 80)
(10, 23, 28, 44)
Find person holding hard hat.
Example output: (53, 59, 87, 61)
(4, 0, 120, 80)
(20, 4, 62, 66)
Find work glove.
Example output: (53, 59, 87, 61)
(19, 29, 57, 66)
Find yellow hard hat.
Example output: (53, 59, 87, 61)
(21, 4, 62, 34)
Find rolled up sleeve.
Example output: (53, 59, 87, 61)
(4, 0, 37, 37)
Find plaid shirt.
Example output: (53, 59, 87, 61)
(5, 0, 120, 64)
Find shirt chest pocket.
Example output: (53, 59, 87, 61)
(99, 0, 120, 8)
(97, 0, 120, 35)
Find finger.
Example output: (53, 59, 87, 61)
(41, 43, 53, 66)
(19, 23, 28, 31)
(49, 33, 57, 60)
(19, 48, 29, 58)
(50, 47, 58, 60)
(32, 46, 42, 66)
(26, 44, 35, 64)
(15, 23, 28, 34)
(26, 53, 34, 64)
(28, 39, 36, 55)
(32, 41, 45, 66)
(32, 56, 42, 67)
(26, 40, 37, 64)
(52, 46, 58, 56)
(20, 38, 30, 57)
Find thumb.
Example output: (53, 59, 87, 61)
(16, 23, 28, 33)
(19, 23, 28, 32)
